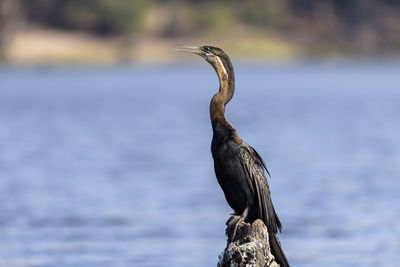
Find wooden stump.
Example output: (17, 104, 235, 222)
(218, 219, 279, 267)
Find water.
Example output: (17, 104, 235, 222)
(0, 62, 399, 266)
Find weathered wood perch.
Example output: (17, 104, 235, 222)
(218, 219, 279, 267)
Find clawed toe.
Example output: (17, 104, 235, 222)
(226, 215, 240, 226)
(226, 215, 243, 242)
(225, 208, 249, 243)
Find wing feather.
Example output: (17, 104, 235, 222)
(240, 144, 282, 233)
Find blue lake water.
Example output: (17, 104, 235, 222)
(0, 62, 399, 266)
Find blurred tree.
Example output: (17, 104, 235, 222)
(22, 0, 149, 35)
(238, 0, 284, 27)
(0, 0, 22, 60)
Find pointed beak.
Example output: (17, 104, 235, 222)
(174, 45, 205, 56)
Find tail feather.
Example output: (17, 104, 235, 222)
(270, 233, 289, 267)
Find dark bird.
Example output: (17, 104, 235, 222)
(176, 45, 289, 267)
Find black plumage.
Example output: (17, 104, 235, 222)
(176, 45, 289, 267)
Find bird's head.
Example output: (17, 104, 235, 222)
(175, 45, 233, 80)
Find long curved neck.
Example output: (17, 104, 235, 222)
(209, 66, 235, 127)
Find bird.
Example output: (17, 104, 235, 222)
(176, 45, 289, 267)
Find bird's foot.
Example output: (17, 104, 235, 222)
(226, 215, 243, 243)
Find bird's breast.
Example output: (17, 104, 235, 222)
(211, 140, 253, 213)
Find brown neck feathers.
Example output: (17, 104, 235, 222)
(209, 58, 235, 126)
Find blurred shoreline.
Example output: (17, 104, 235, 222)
(5, 25, 400, 66)
(1, 25, 303, 65)
(2, 1, 400, 65)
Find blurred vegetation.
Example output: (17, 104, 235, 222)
(2, 0, 400, 62)
(21, 0, 149, 35)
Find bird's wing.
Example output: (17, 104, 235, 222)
(239, 145, 282, 233)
